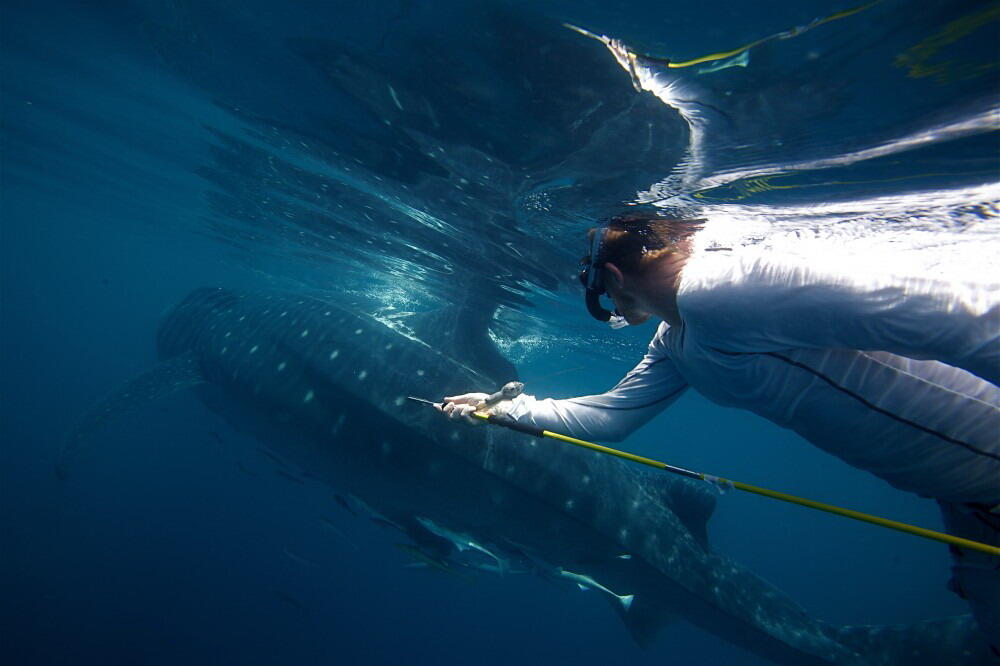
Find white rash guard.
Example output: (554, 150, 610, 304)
(505, 227, 1000, 505)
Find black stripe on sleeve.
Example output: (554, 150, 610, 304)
(763, 351, 1000, 464)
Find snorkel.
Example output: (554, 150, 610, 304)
(579, 227, 629, 329)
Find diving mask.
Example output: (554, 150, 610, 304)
(579, 226, 629, 328)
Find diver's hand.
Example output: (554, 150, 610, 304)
(438, 392, 490, 425)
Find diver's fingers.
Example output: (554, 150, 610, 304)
(440, 401, 484, 425)
(456, 403, 484, 426)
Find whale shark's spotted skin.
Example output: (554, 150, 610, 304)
(63, 288, 993, 665)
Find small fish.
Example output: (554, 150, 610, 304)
(320, 517, 359, 551)
(395, 543, 472, 583)
(558, 568, 634, 610)
(370, 517, 401, 531)
(352, 495, 401, 529)
(283, 548, 317, 567)
(275, 469, 306, 485)
(334, 494, 358, 517)
(415, 516, 506, 572)
(271, 589, 306, 611)
(257, 447, 289, 467)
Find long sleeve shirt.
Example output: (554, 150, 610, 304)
(506, 231, 1000, 505)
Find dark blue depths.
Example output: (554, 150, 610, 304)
(2, 0, 995, 664)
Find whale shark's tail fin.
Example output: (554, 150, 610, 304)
(834, 614, 995, 665)
(55, 351, 205, 479)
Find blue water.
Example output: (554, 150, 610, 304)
(2, 1, 996, 664)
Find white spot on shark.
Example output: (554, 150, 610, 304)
(250, 345, 258, 354)
(280, 311, 288, 317)
(221, 347, 228, 354)
(394, 397, 405, 406)
(385, 344, 393, 351)
(354, 329, 363, 335)
(278, 362, 287, 372)
(324, 311, 331, 316)
(330, 413, 346, 435)
(225, 331, 231, 338)
(416, 369, 425, 377)
(565, 499, 575, 510)
(304, 390, 315, 403)
(358, 370, 367, 380)
(582, 475, 591, 485)
(381, 442, 391, 455)
(301, 329, 309, 337)
(329, 349, 339, 360)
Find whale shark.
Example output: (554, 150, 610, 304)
(57, 287, 993, 665)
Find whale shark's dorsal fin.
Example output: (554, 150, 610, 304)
(55, 351, 204, 479)
(666, 477, 717, 549)
(635, 474, 716, 550)
(405, 302, 517, 386)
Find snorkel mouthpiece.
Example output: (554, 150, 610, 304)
(608, 313, 629, 329)
(580, 226, 629, 328)
(584, 288, 612, 322)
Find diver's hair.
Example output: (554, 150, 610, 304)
(584, 212, 704, 276)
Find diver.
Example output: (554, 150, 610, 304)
(440, 211, 1000, 653)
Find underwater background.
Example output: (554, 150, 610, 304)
(2, 1, 997, 664)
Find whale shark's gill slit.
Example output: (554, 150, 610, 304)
(55, 351, 205, 479)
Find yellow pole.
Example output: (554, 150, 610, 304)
(473, 412, 1000, 557)
(565, 1, 883, 69)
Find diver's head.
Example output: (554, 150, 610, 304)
(579, 212, 703, 327)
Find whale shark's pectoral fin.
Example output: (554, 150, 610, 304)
(55, 351, 205, 479)
(617, 595, 676, 649)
